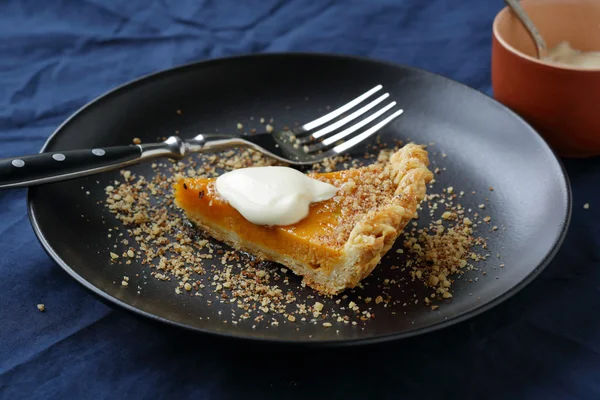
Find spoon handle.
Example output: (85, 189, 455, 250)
(504, 0, 547, 59)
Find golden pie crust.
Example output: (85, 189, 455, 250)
(174, 144, 433, 295)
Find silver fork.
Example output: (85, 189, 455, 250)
(0, 85, 403, 189)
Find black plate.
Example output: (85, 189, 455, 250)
(28, 53, 571, 345)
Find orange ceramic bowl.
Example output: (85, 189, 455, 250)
(492, 0, 600, 157)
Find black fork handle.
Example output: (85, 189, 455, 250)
(0, 138, 186, 189)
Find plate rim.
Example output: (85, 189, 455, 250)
(26, 52, 573, 346)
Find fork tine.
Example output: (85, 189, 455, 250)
(330, 108, 404, 154)
(295, 93, 390, 146)
(300, 85, 383, 132)
(302, 103, 402, 154)
(321, 102, 396, 146)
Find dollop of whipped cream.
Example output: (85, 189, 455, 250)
(215, 166, 338, 226)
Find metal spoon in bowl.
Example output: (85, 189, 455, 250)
(504, 0, 547, 59)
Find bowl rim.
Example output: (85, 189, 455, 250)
(493, 2, 600, 72)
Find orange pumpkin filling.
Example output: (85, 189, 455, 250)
(174, 169, 360, 271)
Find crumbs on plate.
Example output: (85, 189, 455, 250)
(99, 127, 497, 328)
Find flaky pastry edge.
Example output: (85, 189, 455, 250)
(302, 143, 433, 294)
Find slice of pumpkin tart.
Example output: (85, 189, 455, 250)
(174, 144, 433, 295)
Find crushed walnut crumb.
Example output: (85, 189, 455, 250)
(100, 137, 497, 328)
(398, 169, 490, 307)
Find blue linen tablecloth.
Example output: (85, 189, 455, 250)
(1, 1, 599, 398)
